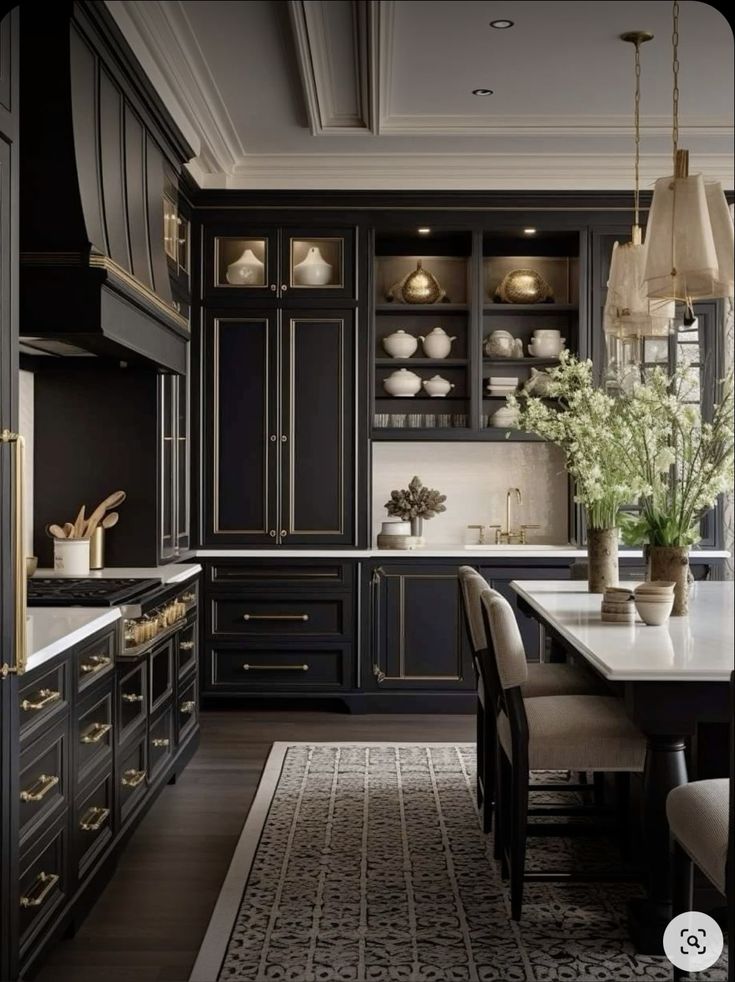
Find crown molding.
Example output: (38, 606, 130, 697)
(226, 152, 735, 191)
(378, 113, 732, 138)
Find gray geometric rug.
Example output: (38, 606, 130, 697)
(191, 744, 727, 982)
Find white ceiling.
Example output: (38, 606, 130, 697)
(107, 0, 734, 190)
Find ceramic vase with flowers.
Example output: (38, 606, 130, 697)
(384, 475, 447, 544)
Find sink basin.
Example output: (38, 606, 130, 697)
(463, 543, 570, 551)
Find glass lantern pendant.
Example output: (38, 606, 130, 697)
(643, 2, 734, 306)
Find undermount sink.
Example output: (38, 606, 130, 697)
(463, 543, 569, 551)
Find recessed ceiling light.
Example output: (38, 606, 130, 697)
(523, 228, 537, 235)
(417, 227, 431, 235)
(472, 88, 494, 96)
(490, 19, 514, 29)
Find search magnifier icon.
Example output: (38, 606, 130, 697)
(685, 934, 701, 951)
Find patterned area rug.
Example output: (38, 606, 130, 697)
(191, 744, 727, 981)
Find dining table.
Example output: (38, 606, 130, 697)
(511, 579, 734, 955)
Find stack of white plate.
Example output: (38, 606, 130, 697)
(486, 376, 519, 397)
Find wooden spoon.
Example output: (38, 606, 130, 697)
(85, 491, 126, 538)
(48, 524, 67, 539)
(73, 505, 86, 539)
(63, 522, 75, 539)
(101, 512, 119, 529)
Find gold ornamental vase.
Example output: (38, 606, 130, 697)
(495, 268, 554, 304)
(401, 261, 443, 304)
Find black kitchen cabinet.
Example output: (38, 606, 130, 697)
(159, 372, 190, 561)
(202, 309, 356, 546)
(367, 563, 474, 691)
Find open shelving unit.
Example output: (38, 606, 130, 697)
(371, 227, 583, 441)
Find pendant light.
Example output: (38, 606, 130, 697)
(642, 0, 734, 308)
(604, 30, 675, 393)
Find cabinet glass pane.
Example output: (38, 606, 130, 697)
(178, 215, 190, 273)
(160, 377, 174, 553)
(176, 375, 190, 548)
(290, 237, 344, 289)
(163, 197, 178, 263)
(216, 237, 268, 287)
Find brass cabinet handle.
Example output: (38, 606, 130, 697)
(179, 640, 195, 651)
(0, 430, 27, 677)
(269, 434, 277, 442)
(242, 613, 309, 621)
(121, 692, 144, 704)
(269, 530, 277, 538)
(20, 872, 59, 908)
(79, 806, 110, 832)
(21, 688, 61, 712)
(121, 769, 146, 788)
(180, 700, 196, 714)
(280, 434, 287, 443)
(281, 284, 288, 291)
(80, 722, 112, 744)
(242, 663, 309, 672)
(280, 530, 287, 538)
(80, 654, 111, 675)
(152, 737, 170, 748)
(20, 773, 59, 803)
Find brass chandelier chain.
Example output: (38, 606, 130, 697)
(672, 0, 680, 168)
(633, 36, 642, 227)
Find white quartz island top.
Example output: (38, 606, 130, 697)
(195, 547, 729, 560)
(32, 563, 202, 584)
(27, 607, 121, 674)
(511, 580, 735, 682)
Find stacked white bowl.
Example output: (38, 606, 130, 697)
(528, 329, 565, 359)
(634, 581, 676, 625)
(486, 376, 519, 397)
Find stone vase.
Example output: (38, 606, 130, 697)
(648, 545, 690, 615)
(410, 517, 423, 538)
(587, 527, 619, 593)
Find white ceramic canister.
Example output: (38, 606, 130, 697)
(225, 248, 265, 285)
(293, 246, 333, 286)
(381, 520, 411, 536)
(53, 538, 91, 576)
(382, 329, 418, 358)
(419, 327, 456, 359)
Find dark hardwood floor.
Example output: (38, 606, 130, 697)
(37, 710, 474, 982)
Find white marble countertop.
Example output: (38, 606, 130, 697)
(32, 563, 202, 584)
(26, 607, 121, 675)
(511, 580, 735, 682)
(194, 547, 729, 560)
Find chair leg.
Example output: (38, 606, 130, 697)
(671, 838, 693, 982)
(483, 710, 497, 835)
(593, 771, 605, 808)
(498, 749, 511, 877)
(476, 695, 484, 808)
(615, 772, 630, 858)
(510, 760, 530, 921)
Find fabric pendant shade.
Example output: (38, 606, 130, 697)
(605, 236, 675, 339)
(643, 170, 734, 301)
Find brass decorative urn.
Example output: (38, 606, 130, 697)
(401, 261, 443, 304)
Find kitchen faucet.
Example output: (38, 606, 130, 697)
(467, 487, 540, 545)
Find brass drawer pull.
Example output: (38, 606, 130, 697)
(152, 737, 170, 748)
(80, 722, 112, 744)
(179, 640, 195, 651)
(80, 654, 111, 675)
(180, 700, 196, 715)
(20, 872, 59, 909)
(121, 769, 146, 788)
(21, 688, 61, 712)
(121, 692, 144, 704)
(20, 773, 59, 803)
(79, 806, 110, 832)
(242, 663, 309, 672)
(242, 613, 309, 621)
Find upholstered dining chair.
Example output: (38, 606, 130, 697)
(458, 566, 606, 834)
(480, 588, 647, 921)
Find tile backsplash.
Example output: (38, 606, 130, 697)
(372, 442, 569, 545)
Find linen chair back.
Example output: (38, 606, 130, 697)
(480, 591, 529, 691)
(458, 566, 499, 653)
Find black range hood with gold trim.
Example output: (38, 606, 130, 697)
(19, 2, 193, 373)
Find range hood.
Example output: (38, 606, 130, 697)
(19, 3, 194, 374)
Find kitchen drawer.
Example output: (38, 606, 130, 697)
(150, 639, 174, 715)
(208, 560, 353, 591)
(176, 676, 198, 744)
(76, 690, 113, 787)
(19, 818, 68, 959)
(118, 732, 148, 826)
(117, 661, 147, 744)
(19, 722, 69, 844)
(176, 617, 198, 679)
(74, 769, 114, 880)
(210, 595, 350, 639)
(148, 709, 174, 782)
(75, 628, 115, 695)
(19, 660, 69, 743)
(210, 645, 350, 690)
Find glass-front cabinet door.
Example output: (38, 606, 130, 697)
(206, 228, 279, 300)
(284, 228, 354, 300)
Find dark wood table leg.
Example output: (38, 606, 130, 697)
(628, 733, 688, 954)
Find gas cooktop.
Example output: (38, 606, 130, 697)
(27, 577, 162, 607)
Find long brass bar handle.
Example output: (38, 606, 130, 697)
(120, 692, 143, 704)
(80, 722, 112, 744)
(242, 663, 309, 672)
(80, 654, 112, 675)
(1, 429, 27, 678)
(242, 613, 309, 621)
(79, 806, 110, 832)
(21, 688, 62, 712)
(20, 773, 59, 803)
(20, 872, 59, 908)
(121, 769, 146, 788)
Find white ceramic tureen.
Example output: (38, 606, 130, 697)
(383, 368, 422, 397)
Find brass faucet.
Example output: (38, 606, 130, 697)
(495, 488, 540, 545)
